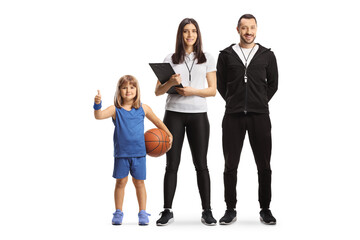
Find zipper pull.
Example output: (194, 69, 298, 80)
(244, 75, 247, 83)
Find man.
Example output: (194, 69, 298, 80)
(216, 14, 278, 225)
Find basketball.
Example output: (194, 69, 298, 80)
(144, 128, 170, 157)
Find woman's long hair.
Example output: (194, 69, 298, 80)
(172, 18, 206, 64)
(114, 75, 141, 109)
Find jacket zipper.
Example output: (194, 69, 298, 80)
(230, 50, 249, 114)
(244, 82, 248, 114)
(228, 45, 269, 114)
(244, 65, 249, 114)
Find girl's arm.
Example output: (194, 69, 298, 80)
(94, 105, 116, 120)
(175, 71, 217, 97)
(155, 74, 182, 96)
(142, 104, 173, 146)
(94, 90, 116, 120)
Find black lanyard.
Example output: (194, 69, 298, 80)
(184, 58, 195, 82)
(239, 44, 255, 83)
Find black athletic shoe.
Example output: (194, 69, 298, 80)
(219, 209, 237, 225)
(259, 209, 276, 225)
(156, 209, 174, 226)
(201, 209, 217, 226)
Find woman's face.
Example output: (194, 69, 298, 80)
(183, 23, 197, 47)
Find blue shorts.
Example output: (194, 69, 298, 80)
(113, 156, 146, 180)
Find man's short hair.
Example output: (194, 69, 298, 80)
(237, 14, 257, 28)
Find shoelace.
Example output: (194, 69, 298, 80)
(226, 210, 235, 215)
(262, 209, 271, 215)
(203, 210, 213, 218)
(261, 210, 274, 219)
(139, 211, 151, 217)
(159, 210, 169, 216)
(114, 211, 123, 216)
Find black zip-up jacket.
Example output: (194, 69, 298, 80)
(217, 43, 278, 114)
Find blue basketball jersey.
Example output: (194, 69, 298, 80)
(113, 106, 146, 157)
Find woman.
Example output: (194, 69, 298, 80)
(155, 18, 217, 226)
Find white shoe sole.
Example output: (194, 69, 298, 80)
(201, 218, 217, 226)
(156, 218, 174, 226)
(260, 217, 276, 225)
(219, 217, 237, 225)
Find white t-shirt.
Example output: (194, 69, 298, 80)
(232, 43, 259, 66)
(163, 52, 216, 113)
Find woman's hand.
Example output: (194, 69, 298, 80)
(155, 74, 182, 96)
(169, 74, 182, 86)
(175, 72, 217, 98)
(175, 86, 197, 96)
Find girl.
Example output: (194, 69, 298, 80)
(94, 75, 173, 225)
(154, 18, 217, 226)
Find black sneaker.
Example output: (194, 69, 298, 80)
(201, 209, 217, 226)
(156, 209, 174, 226)
(219, 209, 237, 225)
(259, 209, 276, 225)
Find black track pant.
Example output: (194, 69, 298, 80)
(222, 112, 272, 209)
(163, 110, 211, 210)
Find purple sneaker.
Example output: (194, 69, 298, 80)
(138, 210, 151, 225)
(112, 209, 123, 225)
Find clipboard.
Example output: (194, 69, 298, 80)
(149, 63, 183, 94)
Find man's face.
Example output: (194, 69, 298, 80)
(237, 18, 257, 45)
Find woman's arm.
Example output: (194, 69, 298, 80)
(142, 104, 173, 146)
(155, 74, 182, 96)
(175, 71, 217, 97)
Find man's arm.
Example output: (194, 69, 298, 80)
(266, 52, 278, 101)
(216, 52, 227, 100)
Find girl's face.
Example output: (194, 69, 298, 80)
(120, 82, 137, 102)
(183, 23, 197, 47)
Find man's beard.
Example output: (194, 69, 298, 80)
(241, 34, 256, 45)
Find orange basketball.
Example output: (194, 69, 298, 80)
(144, 128, 170, 157)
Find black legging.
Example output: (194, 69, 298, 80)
(163, 110, 211, 210)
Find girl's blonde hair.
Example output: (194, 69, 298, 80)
(114, 75, 141, 109)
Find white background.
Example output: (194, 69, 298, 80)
(1, 0, 360, 239)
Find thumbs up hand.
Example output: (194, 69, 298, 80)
(95, 90, 101, 104)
